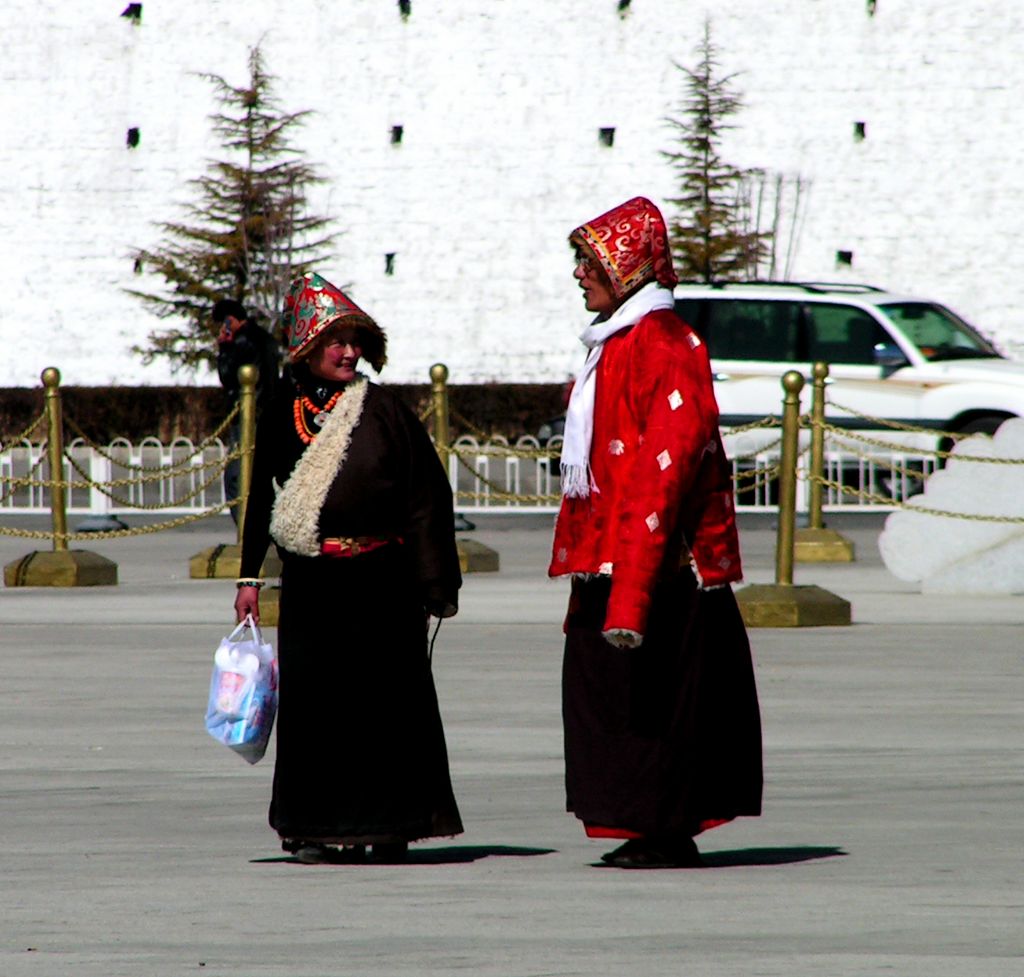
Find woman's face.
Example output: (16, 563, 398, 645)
(306, 325, 362, 383)
(573, 250, 619, 318)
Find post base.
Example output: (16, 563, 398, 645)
(257, 585, 281, 628)
(735, 583, 851, 628)
(457, 538, 499, 574)
(4, 549, 118, 587)
(189, 544, 282, 580)
(794, 527, 856, 563)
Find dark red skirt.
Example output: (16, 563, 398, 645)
(562, 571, 762, 839)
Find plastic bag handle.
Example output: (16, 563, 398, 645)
(226, 613, 265, 648)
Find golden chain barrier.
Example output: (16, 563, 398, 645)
(0, 453, 50, 490)
(818, 418, 1024, 465)
(811, 419, 933, 484)
(61, 448, 237, 509)
(0, 499, 238, 541)
(730, 436, 783, 463)
(418, 402, 435, 424)
(826, 400, 970, 439)
(1, 416, 238, 536)
(447, 413, 785, 503)
(452, 449, 561, 505)
(734, 465, 782, 492)
(722, 416, 783, 490)
(811, 397, 1024, 520)
(0, 411, 48, 449)
(448, 407, 495, 443)
(452, 440, 564, 462)
(0, 442, 239, 494)
(63, 403, 241, 476)
(724, 414, 782, 436)
(808, 473, 1024, 524)
(0, 452, 46, 506)
(0, 369, 250, 545)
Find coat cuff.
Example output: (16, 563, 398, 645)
(603, 581, 651, 637)
(602, 628, 643, 649)
(423, 582, 458, 618)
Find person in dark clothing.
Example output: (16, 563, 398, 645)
(212, 299, 282, 523)
(213, 299, 281, 411)
(234, 272, 463, 865)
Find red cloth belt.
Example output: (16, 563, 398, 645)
(320, 536, 401, 558)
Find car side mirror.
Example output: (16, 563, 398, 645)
(874, 343, 908, 373)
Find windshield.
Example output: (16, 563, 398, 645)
(878, 302, 1002, 362)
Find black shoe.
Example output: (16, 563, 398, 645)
(600, 839, 647, 864)
(371, 841, 409, 863)
(605, 837, 703, 869)
(294, 842, 366, 865)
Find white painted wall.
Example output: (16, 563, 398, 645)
(2, 0, 1023, 388)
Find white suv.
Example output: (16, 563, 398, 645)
(674, 282, 1024, 442)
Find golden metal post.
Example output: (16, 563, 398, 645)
(807, 361, 829, 531)
(775, 370, 805, 586)
(430, 363, 450, 473)
(734, 369, 850, 626)
(41, 367, 68, 552)
(236, 363, 258, 543)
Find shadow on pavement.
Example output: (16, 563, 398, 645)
(701, 845, 846, 868)
(251, 844, 557, 866)
(586, 845, 846, 870)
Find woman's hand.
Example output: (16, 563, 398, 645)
(235, 585, 261, 624)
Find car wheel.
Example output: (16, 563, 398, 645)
(957, 415, 1012, 437)
(937, 413, 1015, 467)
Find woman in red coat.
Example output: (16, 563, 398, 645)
(550, 197, 763, 868)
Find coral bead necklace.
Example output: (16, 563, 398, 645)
(293, 390, 343, 444)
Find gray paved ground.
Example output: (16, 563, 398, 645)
(1, 513, 1022, 976)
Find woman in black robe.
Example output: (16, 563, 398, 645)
(235, 272, 463, 864)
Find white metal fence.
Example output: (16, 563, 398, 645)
(0, 431, 937, 518)
(0, 438, 229, 515)
(448, 430, 937, 514)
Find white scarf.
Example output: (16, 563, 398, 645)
(270, 376, 368, 555)
(560, 282, 676, 498)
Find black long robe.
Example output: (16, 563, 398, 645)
(240, 380, 463, 843)
(563, 571, 762, 840)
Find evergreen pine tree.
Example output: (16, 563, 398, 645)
(128, 45, 337, 372)
(662, 24, 771, 283)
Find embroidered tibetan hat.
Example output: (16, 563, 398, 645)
(569, 196, 678, 300)
(282, 272, 387, 370)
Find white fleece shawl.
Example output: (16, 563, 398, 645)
(269, 377, 368, 556)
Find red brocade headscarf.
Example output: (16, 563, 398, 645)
(570, 196, 678, 299)
(280, 270, 385, 364)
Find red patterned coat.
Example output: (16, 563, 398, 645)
(549, 308, 743, 636)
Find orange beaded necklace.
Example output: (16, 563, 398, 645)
(292, 390, 343, 444)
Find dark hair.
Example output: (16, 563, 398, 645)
(212, 299, 248, 324)
(299, 318, 388, 373)
(353, 322, 387, 373)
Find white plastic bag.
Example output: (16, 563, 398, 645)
(204, 614, 278, 764)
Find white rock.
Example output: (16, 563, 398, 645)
(878, 419, 1024, 593)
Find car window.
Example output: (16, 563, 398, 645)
(878, 302, 1001, 361)
(692, 299, 802, 361)
(674, 299, 703, 333)
(806, 304, 897, 366)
